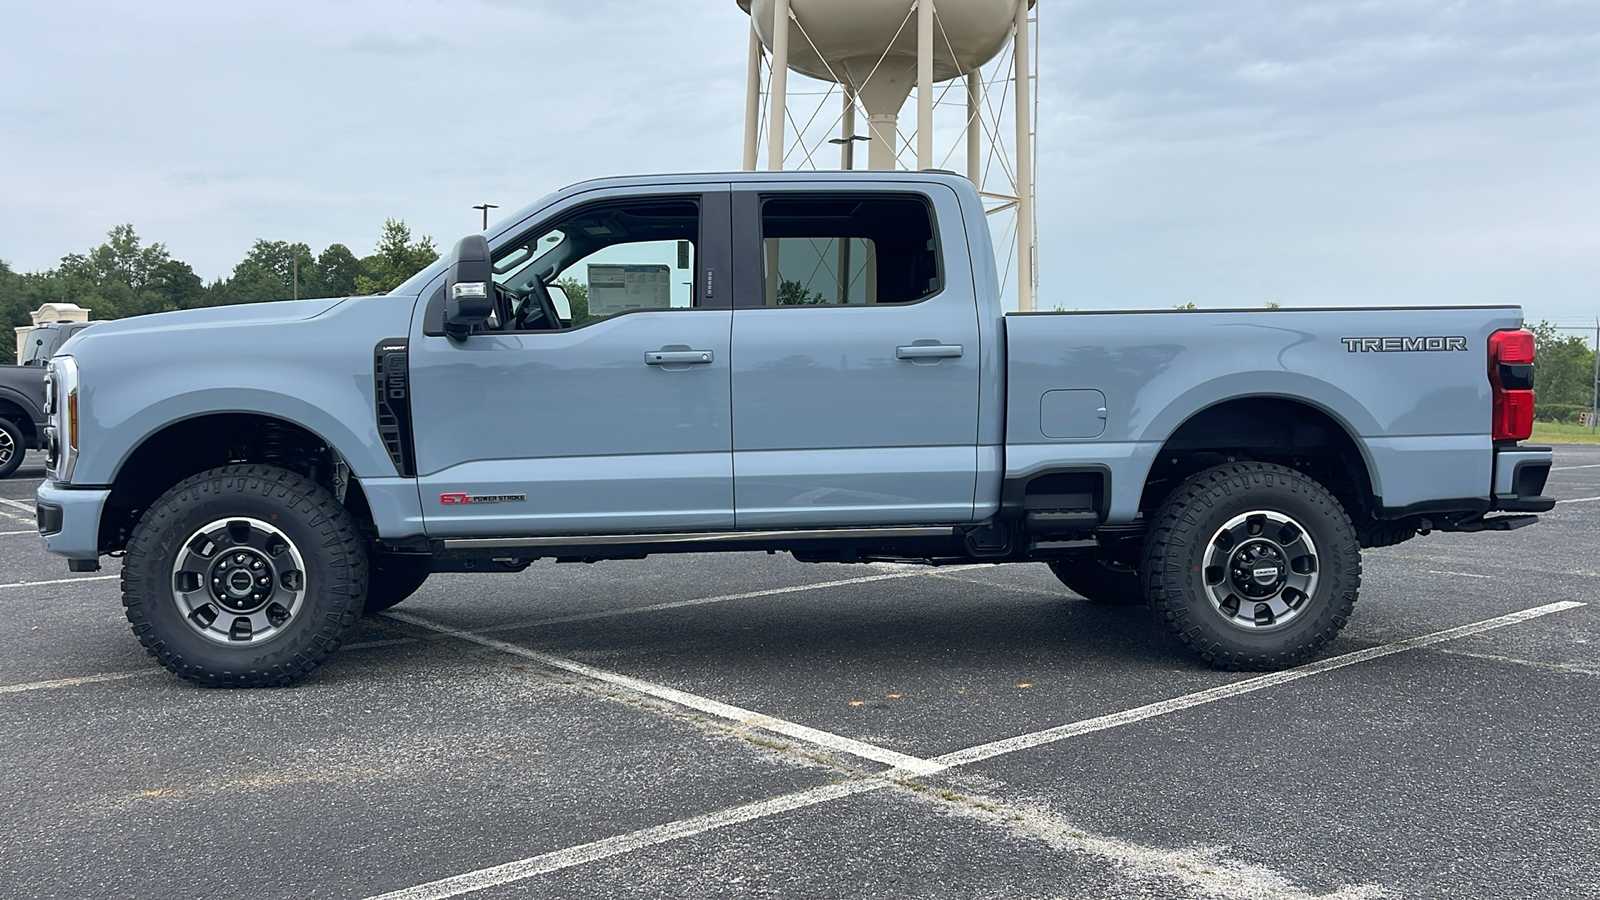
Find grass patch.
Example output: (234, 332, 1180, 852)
(1531, 422, 1600, 445)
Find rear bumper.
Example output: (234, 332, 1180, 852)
(1491, 444, 1555, 512)
(35, 482, 109, 562)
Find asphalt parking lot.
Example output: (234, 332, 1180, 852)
(2, 447, 1597, 900)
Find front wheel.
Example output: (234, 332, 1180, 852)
(0, 417, 23, 478)
(1141, 462, 1361, 671)
(120, 464, 368, 687)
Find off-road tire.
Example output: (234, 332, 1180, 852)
(1047, 557, 1145, 605)
(121, 464, 367, 687)
(0, 417, 23, 478)
(1141, 461, 1360, 671)
(364, 552, 432, 614)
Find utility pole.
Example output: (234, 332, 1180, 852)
(472, 203, 499, 230)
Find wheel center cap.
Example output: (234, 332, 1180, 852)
(211, 550, 274, 611)
(227, 571, 254, 595)
(1231, 542, 1285, 597)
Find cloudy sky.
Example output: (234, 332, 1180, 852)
(1, 0, 1596, 325)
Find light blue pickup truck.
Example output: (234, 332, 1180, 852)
(36, 172, 1554, 686)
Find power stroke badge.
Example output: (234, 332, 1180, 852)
(440, 493, 526, 504)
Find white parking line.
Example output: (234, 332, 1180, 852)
(933, 600, 1585, 769)
(0, 669, 158, 694)
(368, 599, 1585, 900)
(0, 574, 119, 591)
(1432, 647, 1600, 677)
(0, 497, 35, 513)
(365, 780, 887, 900)
(1558, 495, 1600, 504)
(386, 609, 944, 775)
(1420, 569, 1491, 580)
(1552, 463, 1600, 470)
(0, 530, 37, 537)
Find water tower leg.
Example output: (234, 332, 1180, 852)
(966, 72, 981, 183)
(867, 113, 899, 170)
(840, 87, 857, 169)
(917, 0, 934, 170)
(744, 22, 763, 171)
(1014, 0, 1034, 311)
(767, 0, 790, 171)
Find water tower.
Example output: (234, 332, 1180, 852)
(736, 0, 1038, 310)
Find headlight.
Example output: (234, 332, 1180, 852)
(47, 355, 79, 483)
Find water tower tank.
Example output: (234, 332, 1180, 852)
(738, 0, 1024, 169)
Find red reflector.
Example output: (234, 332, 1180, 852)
(1490, 329, 1535, 365)
(1494, 390, 1535, 441)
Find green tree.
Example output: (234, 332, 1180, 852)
(776, 277, 826, 306)
(147, 258, 206, 309)
(57, 224, 170, 291)
(312, 243, 362, 297)
(1529, 321, 1596, 409)
(556, 276, 591, 325)
(0, 259, 24, 364)
(218, 239, 314, 304)
(355, 219, 438, 295)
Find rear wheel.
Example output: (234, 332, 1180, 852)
(1046, 557, 1145, 605)
(120, 464, 367, 687)
(1142, 461, 1360, 671)
(0, 417, 23, 478)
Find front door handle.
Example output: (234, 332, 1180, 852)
(896, 343, 963, 360)
(644, 349, 714, 366)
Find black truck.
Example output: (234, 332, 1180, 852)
(0, 363, 45, 478)
(0, 321, 89, 477)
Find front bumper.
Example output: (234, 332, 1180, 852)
(35, 481, 110, 563)
(1492, 444, 1555, 512)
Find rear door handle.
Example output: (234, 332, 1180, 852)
(896, 344, 963, 360)
(644, 349, 714, 366)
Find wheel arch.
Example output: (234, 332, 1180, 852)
(97, 412, 377, 555)
(0, 393, 40, 442)
(1138, 394, 1379, 523)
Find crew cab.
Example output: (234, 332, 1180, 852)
(36, 171, 1555, 686)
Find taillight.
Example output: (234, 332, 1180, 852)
(1489, 328, 1535, 442)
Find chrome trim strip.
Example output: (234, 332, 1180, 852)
(441, 526, 957, 550)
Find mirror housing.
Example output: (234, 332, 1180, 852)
(444, 234, 494, 340)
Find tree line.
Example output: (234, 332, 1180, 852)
(1, 221, 438, 364)
(1531, 322, 1598, 423)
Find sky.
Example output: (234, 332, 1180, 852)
(1, 0, 1596, 327)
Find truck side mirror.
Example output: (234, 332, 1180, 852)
(444, 234, 494, 341)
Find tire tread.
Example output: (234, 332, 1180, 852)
(120, 464, 366, 687)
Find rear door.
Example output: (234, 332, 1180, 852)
(728, 183, 981, 526)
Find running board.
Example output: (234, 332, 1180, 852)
(1436, 514, 1539, 533)
(442, 526, 958, 550)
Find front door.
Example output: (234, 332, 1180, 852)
(728, 184, 982, 527)
(409, 189, 734, 535)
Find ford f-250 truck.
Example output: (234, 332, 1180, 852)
(35, 171, 1555, 686)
